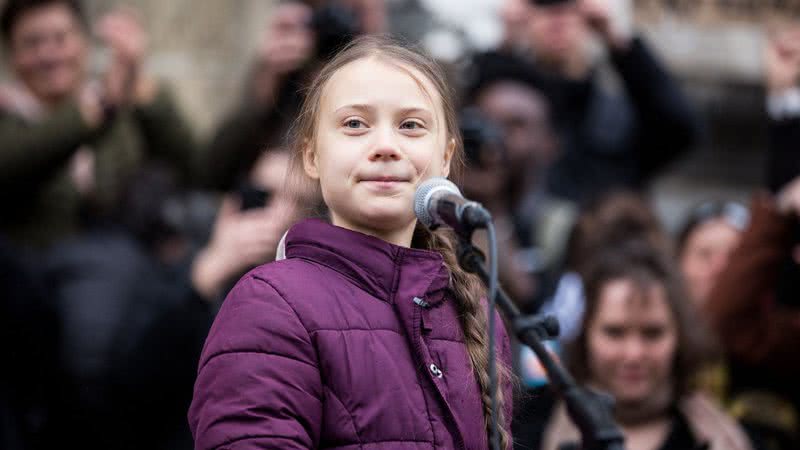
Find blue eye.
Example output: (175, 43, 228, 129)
(345, 119, 364, 128)
(401, 121, 422, 130)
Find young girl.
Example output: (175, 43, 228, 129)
(189, 36, 513, 450)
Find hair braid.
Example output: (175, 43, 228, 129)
(414, 225, 511, 450)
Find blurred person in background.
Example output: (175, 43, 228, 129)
(513, 192, 709, 395)
(677, 201, 749, 307)
(41, 164, 203, 450)
(509, 0, 699, 204)
(673, 201, 749, 408)
(0, 0, 197, 250)
(191, 148, 306, 300)
(514, 243, 753, 450)
(200, 0, 387, 191)
(700, 27, 800, 450)
(42, 147, 305, 450)
(500, 0, 532, 54)
(703, 176, 800, 450)
(462, 51, 574, 308)
(541, 191, 671, 341)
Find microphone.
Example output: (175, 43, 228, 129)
(414, 177, 491, 236)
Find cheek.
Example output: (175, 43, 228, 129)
(317, 152, 351, 190)
(415, 154, 440, 178)
(411, 137, 449, 178)
(586, 332, 619, 376)
(11, 52, 36, 75)
(682, 251, 708, 277)
(315, 131, 357, 176)
(652, 336, 678, 373)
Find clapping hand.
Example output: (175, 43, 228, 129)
(580, 0, 630, 50)
(95, 8, 156, 108)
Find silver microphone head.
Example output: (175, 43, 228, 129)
(414, 177, 462, 228)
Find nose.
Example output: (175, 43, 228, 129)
(621, 337, 647, 361)
(35, 37, 62, 62)
(709, 250, 731, 276)
(368, 127, 402, 162)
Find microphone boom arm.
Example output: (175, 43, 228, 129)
(455, 237, 626, 450)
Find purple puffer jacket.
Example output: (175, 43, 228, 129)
(189, 218, 513, 449)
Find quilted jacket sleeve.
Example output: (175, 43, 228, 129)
(189, 272, 322, 449)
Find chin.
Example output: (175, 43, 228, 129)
(34, 81, 74, 102)
(613, 386, 654, 404)
(360, 209, 413, 230)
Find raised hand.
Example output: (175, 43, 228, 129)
(95, 8, 155, 107)
(191, 195, 297, 300)
(580, 0, 629, 50)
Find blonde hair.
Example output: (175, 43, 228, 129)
(287, 35, 511, 448)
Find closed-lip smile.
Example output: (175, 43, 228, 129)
(359, 175, 409, 183)
(358, 175, 410, 192)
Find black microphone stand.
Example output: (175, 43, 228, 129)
(455, 236, 625, 450)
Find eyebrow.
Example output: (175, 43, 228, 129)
(334, 104, 434, 118)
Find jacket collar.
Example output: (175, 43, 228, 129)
(284, 218, 450, 306)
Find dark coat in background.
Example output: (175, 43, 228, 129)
(0, 239, 58, 450)
(41, 230, 213, 450)
(541, 37, 699, 205)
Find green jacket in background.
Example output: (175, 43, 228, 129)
(0, 86, 198, 249)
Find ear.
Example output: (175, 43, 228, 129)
(302, 140, 320, 180)
(442, 137, 456, 178)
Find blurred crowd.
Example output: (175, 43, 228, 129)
(1, 0, 799, 450)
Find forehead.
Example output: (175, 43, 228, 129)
(688, 219, 740, 244)
(12, 3, 79, 35)
(532, 2, 581, 17)
(477, 81, 547, 116)
(320, 56, 443, 116)
(594, 278, 674, 325)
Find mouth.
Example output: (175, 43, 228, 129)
(358, 176, 411, 192)
(359, 176, 409, 183)
(617, 370, 648, 383)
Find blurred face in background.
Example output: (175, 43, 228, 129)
(312, 0, 386, 34)
(248, 149, 307, 227)
(586, 278, 678, 405)
(341, 0, 387, 35)
(501, 0, 533, 50)
(8, 2, 88, 105)
(527, 2, 587, 68)
(680, 219, 741, 305)
(475, 80, 556, 179)
(251, 150, 291, 196)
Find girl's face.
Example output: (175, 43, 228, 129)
(304, 57, 454, 245)
(586, 278, 678, 405)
